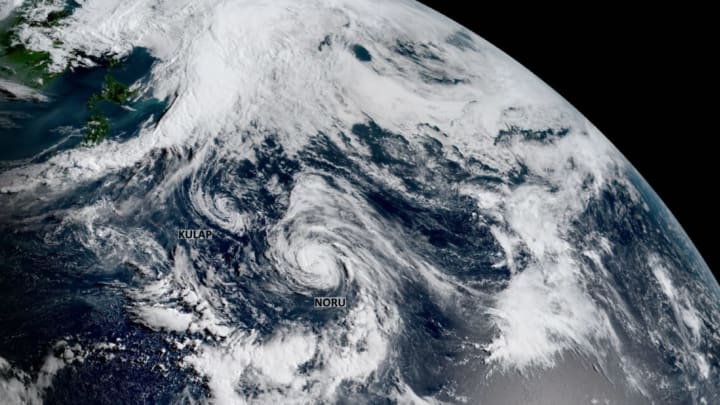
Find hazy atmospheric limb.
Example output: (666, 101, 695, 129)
(0, 1, 717, 404)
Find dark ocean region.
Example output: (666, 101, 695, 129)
(0, 48, 164, 163)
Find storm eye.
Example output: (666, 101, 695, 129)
(350, 44, 372, 62)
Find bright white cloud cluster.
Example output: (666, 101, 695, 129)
(1, 0, 716, 403)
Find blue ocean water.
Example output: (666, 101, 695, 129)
(0, 48, 164, 162)
(0, 18, 717, 401)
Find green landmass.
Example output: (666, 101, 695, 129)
(34, 9, 70, 28)
(82, 74, 135, 145)
(104, 54, 121, 68)
(0, 46, 53, 85)
(84, 113, 110, 144)
(1, 6, 134, 146)
(101, 74, 133, 104)
(0, 5, 70, 87)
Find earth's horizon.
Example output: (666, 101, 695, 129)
(1, 1, 718, 404)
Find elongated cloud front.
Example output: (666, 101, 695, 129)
(0, 1, 718, 404)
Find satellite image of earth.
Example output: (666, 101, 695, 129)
(1, 0, 719, 404)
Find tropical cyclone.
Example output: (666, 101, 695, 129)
(0, 0, 718, 404)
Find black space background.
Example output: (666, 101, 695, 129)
(416, 2, 718, 279)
